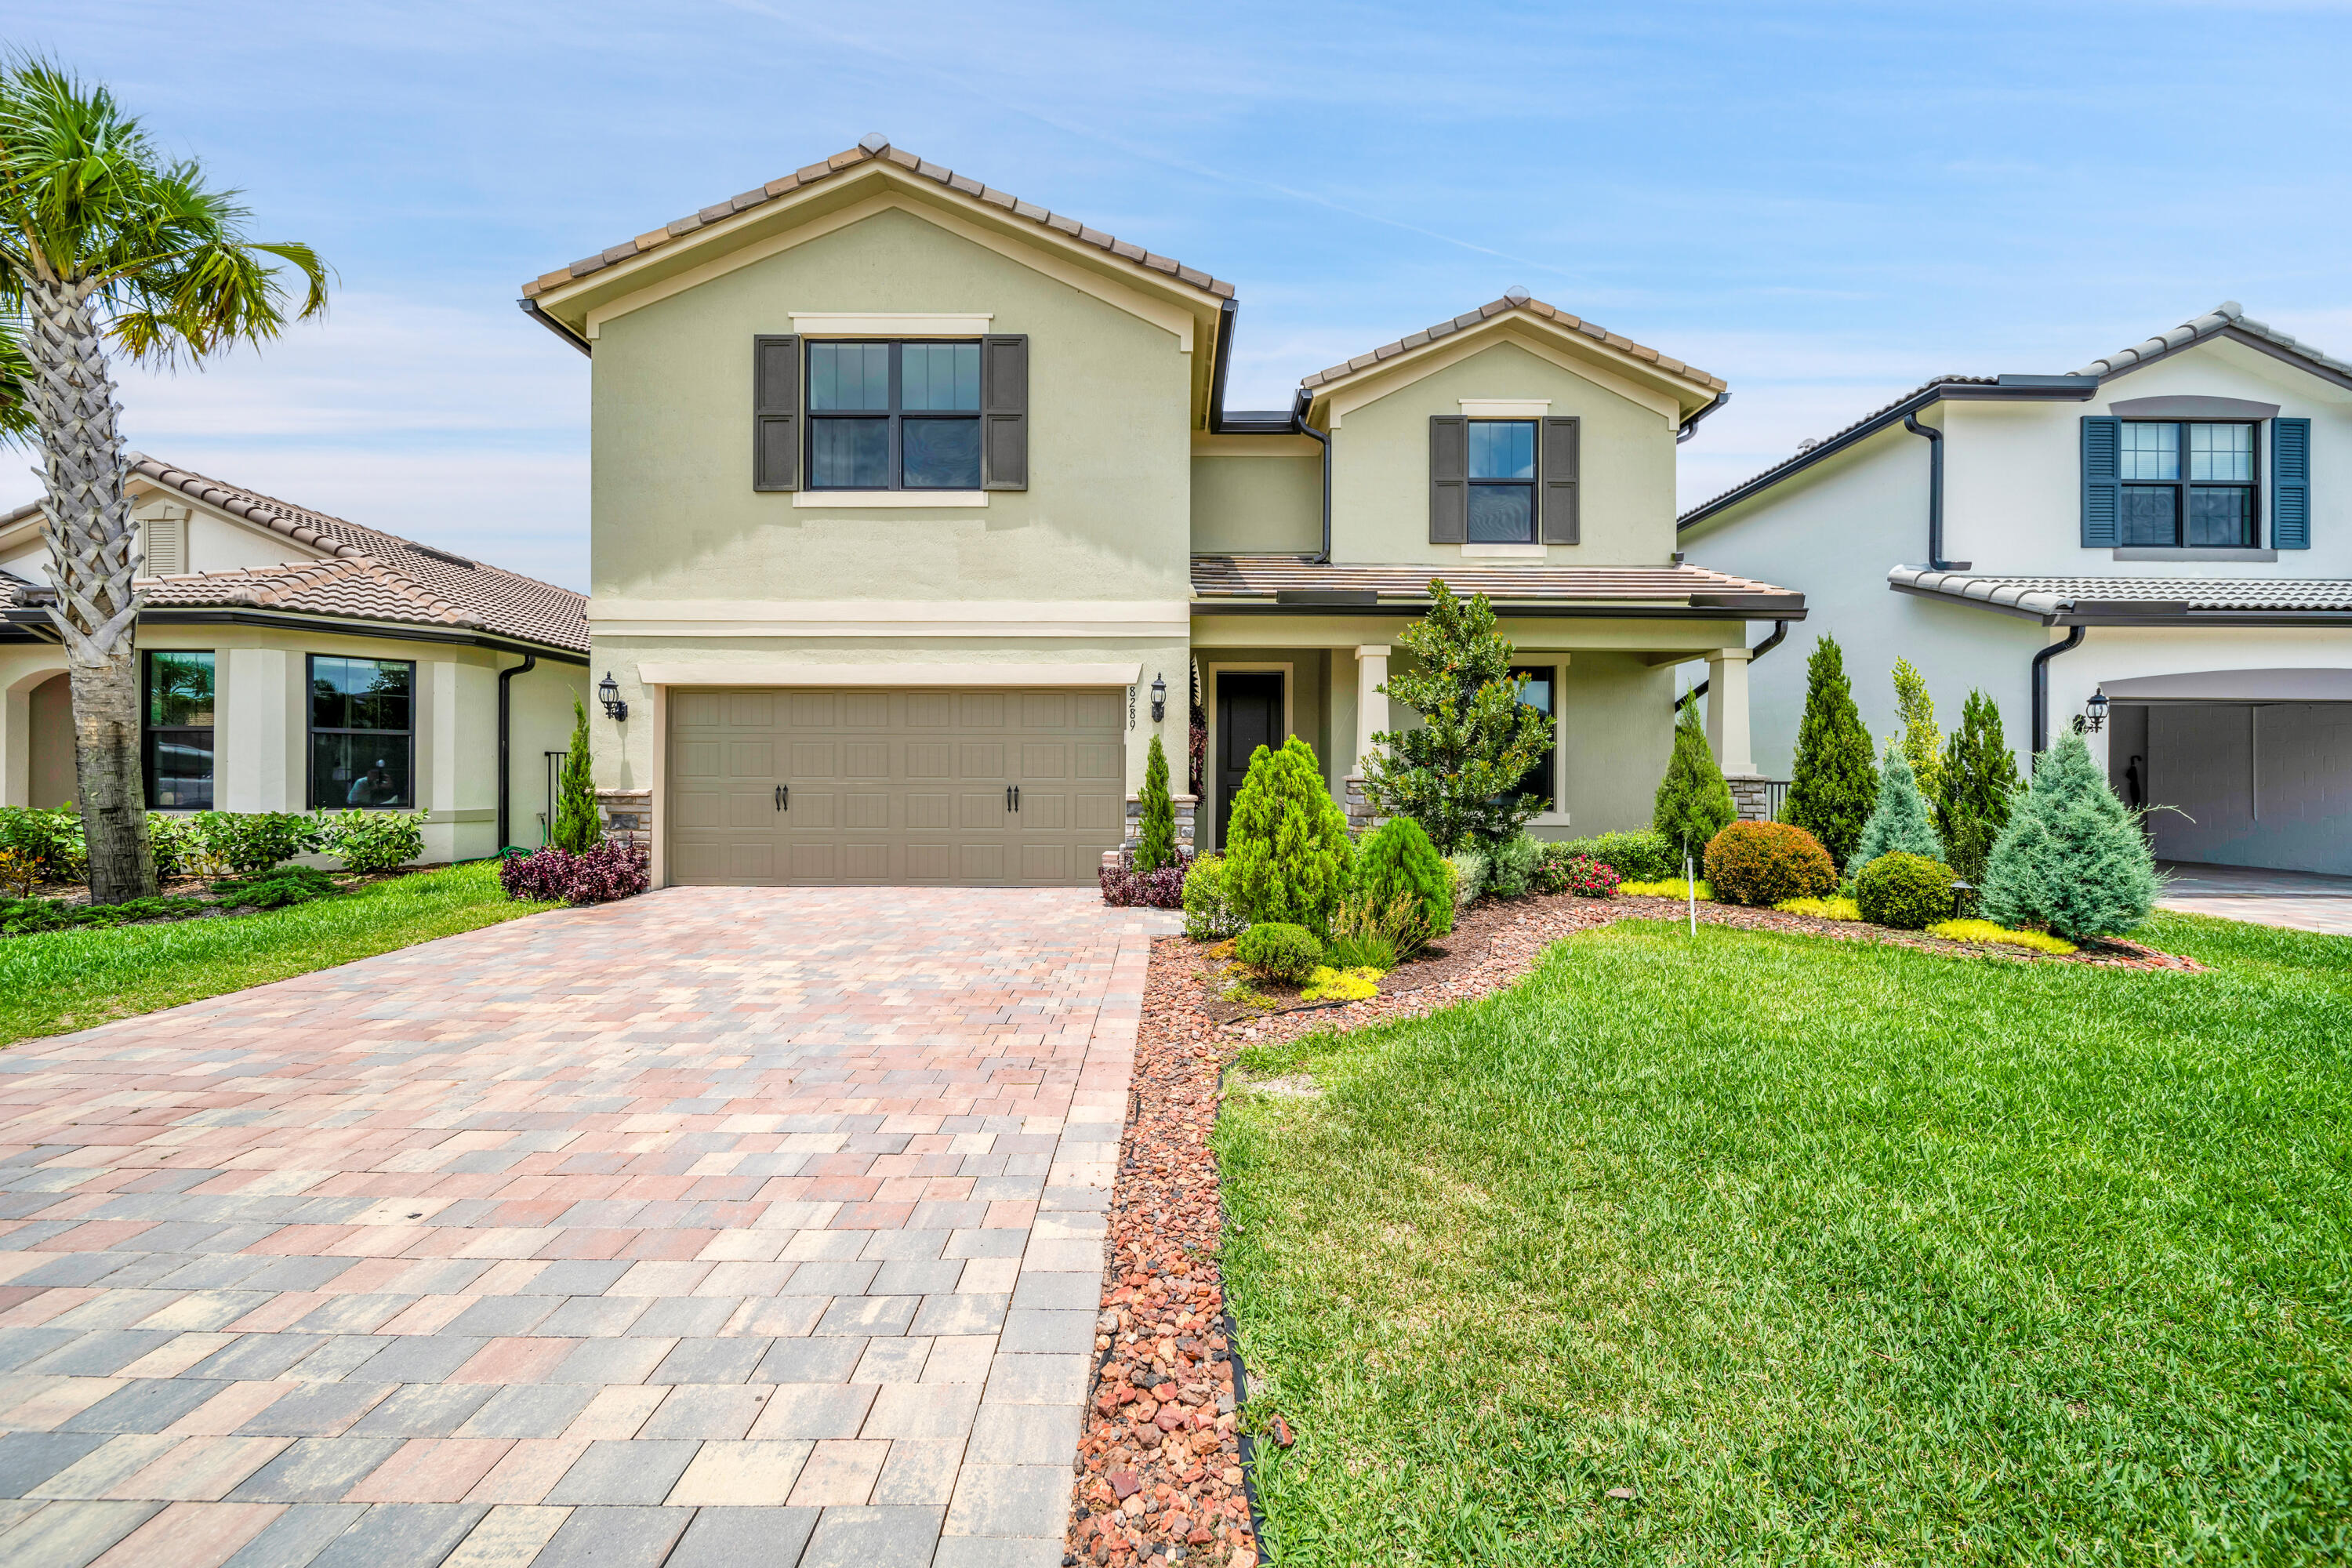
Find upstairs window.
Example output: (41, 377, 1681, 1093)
(1467, 420, 1537, 542)
(807, 340, 982, 489)
(2119, 420, 2257, 547)
(143, 650, 215, 811)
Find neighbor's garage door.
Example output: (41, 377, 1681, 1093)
(667, 687, 1126, 886)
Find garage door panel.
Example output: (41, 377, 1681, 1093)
(669, 684, 1124, 887)
(2147, 701, 2352, 875)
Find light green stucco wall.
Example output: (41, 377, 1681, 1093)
(1189, 455, 1321, 554)
(1559, 653, 1675, 835)
(1328, 339, 1679, 568)
(590, 205, 1194, 606)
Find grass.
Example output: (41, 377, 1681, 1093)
(0, 862, 560, 1045)
(1214, 912, 2352, 1565)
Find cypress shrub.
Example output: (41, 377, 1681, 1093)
(1846, 748, 1944, 879)
(1223, 735, 1352, 930)
(1703, 820, 1837, 906)
(1181, 855, 1246, 941)
(550, 699, 604, 854)
(1937, 690, 2021, 885)
(1653, 695, 1736, 868)
(1783, 636, 1878, 869)
(1855, 850, 1958, 930)
(1979, 731, 2157, 941)
(1135, 734, 1177, 874)
(1892, 657, 1945, 807)
(1348, 815, 1454, 938)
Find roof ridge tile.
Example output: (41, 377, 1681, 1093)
(1299, 295, 1725, 394)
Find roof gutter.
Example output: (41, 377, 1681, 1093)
(1900, 411, 1969, 572)
(1675, 390, 1730, 445)
(1292, 389, 1333, 564)
(1194, 601, 1803, 622)
(2031, 625, 2086, 762)
(1207, 299, 1237, 433)
(2, 604, 590, 663)
(497, 651, 539, 852)
(519, 299, 593, 358)
(1672, 618, 1790, 710)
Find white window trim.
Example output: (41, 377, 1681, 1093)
(1457, 398, 1552, 417)
(1459, 543, 1548, 559)
(792, 490, 988, 509)
(788, 311, 993, 337)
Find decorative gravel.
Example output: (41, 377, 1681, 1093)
(1066, 892, 2198, 1563)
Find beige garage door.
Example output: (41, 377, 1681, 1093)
(667, 687, 1127, 886)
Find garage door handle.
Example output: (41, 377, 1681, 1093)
(775, 784, 788, 811)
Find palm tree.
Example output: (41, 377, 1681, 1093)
(0, 59, 327, 902)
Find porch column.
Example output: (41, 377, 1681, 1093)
(1346, 644, 1389, 830)
(1706, 645, 1768, 820)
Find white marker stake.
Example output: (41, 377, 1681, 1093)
(1685, 850, 1697, 935)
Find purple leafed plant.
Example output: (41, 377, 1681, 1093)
(499, 843, 651, 905)
(1099, 847, 1191, 909)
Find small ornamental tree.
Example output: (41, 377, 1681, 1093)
(1979, 731, 2157, 941)
(1846, 747, 1944, 879)
(1653, 694, 1736, 869)
(1937, 689, 2021, 885)
(1223, 735, 1352, 930)
(1782, 635, 1878, 870)
(1359, 579, 1552, 852)
(1348, 815, 1454, 938)
(1892, 658, 1945, 808)
(550, 699, 602, 854)
(1135, 734, 1177, 874)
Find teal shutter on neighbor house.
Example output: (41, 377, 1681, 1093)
(2273, 416, 2310, 549)
(2080, 416, 2121, 547)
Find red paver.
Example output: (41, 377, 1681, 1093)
(0, 887, 1169, 1565)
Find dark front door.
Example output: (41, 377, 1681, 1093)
(1215, 670, 1284, 849)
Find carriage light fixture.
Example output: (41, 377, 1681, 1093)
(1150, 673, 1167, 723)
(598, 671, 629, 723)
(2082, 688, 2108, 734)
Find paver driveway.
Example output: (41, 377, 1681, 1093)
(2157, 860, 2352, 937)
(0, 886, 1175, 1568)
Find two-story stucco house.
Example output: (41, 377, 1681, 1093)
(1681, 303, 2352, 876)
(517, 135, 1806, 887)
(0, 459, 590, 862)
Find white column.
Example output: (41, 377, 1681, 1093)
(1704, 647, 1756, 777)
(1352, 644, 1389, 773)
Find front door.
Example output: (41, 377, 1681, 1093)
(1215, 670, 1284, 849)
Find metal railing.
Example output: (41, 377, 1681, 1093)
(1763, 779, 1791, 820)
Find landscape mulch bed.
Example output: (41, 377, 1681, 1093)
(1067, 893, 2201, 1564)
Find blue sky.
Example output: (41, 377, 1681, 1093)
(8, 0, 2350, 589)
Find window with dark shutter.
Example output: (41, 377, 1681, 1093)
(2080, 416, 2121, 546)
(1540, 416, 1580, 544)
(1428, 416, 1468, 543)
(982, 335, 1028, 491)
(753, 334, 800, 492)
(2274, 416, 2310, 549)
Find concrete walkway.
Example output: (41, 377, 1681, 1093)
(2157, 862, 2352, 937)
(0, 887, 1174, 1568)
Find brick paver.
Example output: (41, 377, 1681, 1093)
(0, 887, 1172, 1566)
(2156, 860, 2352, 936)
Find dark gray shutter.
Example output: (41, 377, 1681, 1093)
(982, 335, 1029, 490)
(753, 334, 799, 492)
(1429, 416, 1468, 543)
(1540, 416, 1581, 544)
(2273, 416, 2310, 549)
(2080, 416, 2121, 547)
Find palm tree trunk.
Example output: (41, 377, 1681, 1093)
(23, 277, 155, 904)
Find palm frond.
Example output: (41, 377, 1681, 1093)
(0, 306, 33, 445)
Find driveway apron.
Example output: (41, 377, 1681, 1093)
(0, 886, 1174, 1567)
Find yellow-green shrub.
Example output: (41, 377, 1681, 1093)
(1620, 877, 1711, 899)
(1776, 895, 1860, 920)
(1927, 918, 2077, 955)
(1300, 966, 1381, 1002)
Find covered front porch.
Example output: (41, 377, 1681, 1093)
(1178, 557, 1803, 852)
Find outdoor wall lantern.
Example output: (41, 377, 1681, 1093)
(1150, 673, 1167, 723)
(2081, 688, 2108, 734)
(598, 671, 629, 722)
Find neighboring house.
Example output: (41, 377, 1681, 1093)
(1680, 303, 2352, 876)
(0, 459, 590, 862)
(517, 134, 1805, 887)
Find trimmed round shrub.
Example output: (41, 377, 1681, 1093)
(1350, 817, 1453, 938)
(1235, 922, 1322, 983)
(1855, 851, 1958, 930)
(1704, 820, 1837, 907)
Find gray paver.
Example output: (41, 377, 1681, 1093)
(551, 1336, 675, 1385)
(814, 1296, 918, 1338)
(237, 1381, 396, 1436)
(965, 1403, 1082, 1467)
(800, 1504, 945, 1568)
(626, 1297, 737, 1338)
(342, 1335, 485, 1384)
(454, 1383, 599, 1439)
(996, 1308, 1096, 1356)
(60, 1376, 226, 1434)
(220, 1503, 370, 1568)
(543, 1439, 701, 1505)
(536, 1295, 648, 1338)
(945, 1461, 1070, 1538)
(306, 1502, 486, 1568)
(641, 1385, 771, 1440)
(0, 1433, 108, 1497)
(757, 1338, 868, 1385)
(653, 1338, 769, 1385)
(343, 1382, 498, 1437)
(666, 1504, 821, 1566)
(0, 1499, 164, 1568)
(532, 1504, 697, 1568)
(228, 1437, 409, 1504)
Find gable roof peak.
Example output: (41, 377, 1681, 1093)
(1298, 292, 1726, 397)
(2071, 298, 2352, 380)
(858, 132, 890, 154)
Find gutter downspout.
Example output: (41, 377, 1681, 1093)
(1676, 390, 1730, 445)
(1294, 389, 1332, 563)
(497, 651, 539, 851)
(1674, 618, 1788, 710)
(1901, 411, 1969, 572)
(2029, 624, 2085, 764)
(519, 299, 592, 358)
(1207, 298, 1237, 433)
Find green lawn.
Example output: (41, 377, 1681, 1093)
(1215, 913, 2352, 1565)
(0, 862, 560, 1045)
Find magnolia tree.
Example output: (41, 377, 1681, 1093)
(1359, 579, 1551, 853)
(0, 60, 327, 902)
